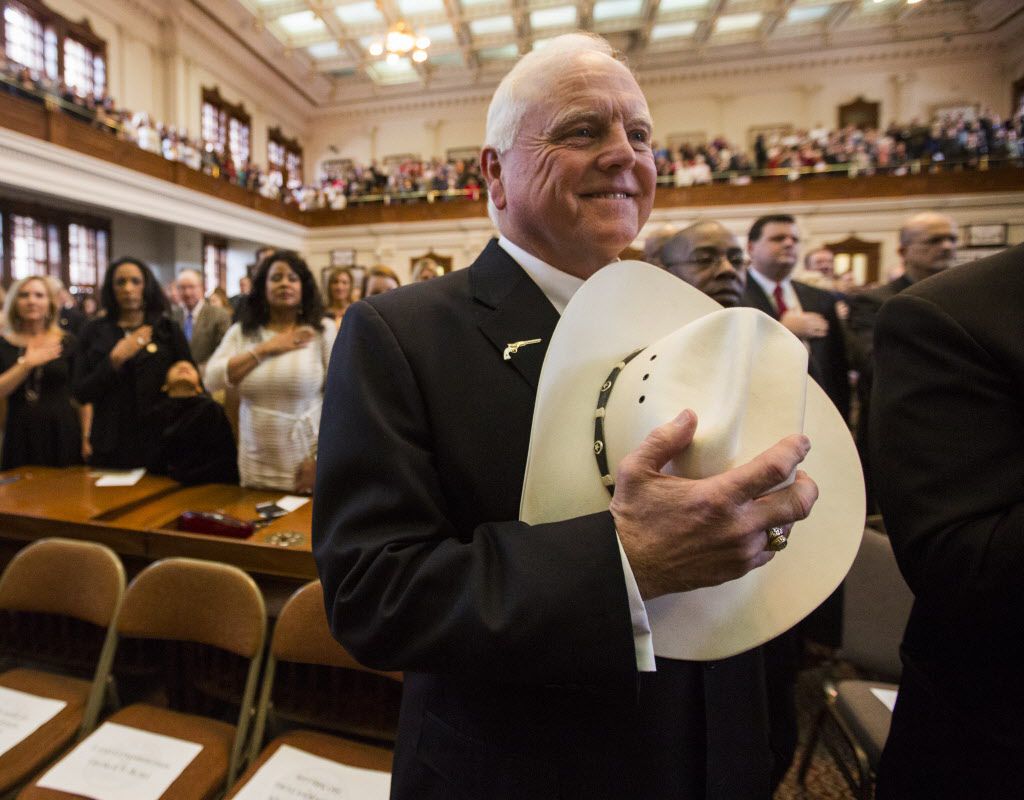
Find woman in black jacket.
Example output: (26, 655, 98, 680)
(74, 257, 192, 468)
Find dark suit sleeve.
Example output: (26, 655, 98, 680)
(870, 292, 1024, 627)
(313, 301, 636, 683)
(821, 297, 850, 419)
(846, 292, 881, 373)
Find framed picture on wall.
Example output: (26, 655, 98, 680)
(330, 249, 356, 267)
(964, 224, 1007, 247)
(954, 246, 1006, 266)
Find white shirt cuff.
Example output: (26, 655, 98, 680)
(616, 533, 656, 672)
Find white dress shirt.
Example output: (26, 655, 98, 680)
(748, 266, 803, 315)
(499, 236, 656, 672)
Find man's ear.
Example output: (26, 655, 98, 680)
(480, 147, 506, 210)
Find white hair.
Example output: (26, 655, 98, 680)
(483, 33, 623, 227)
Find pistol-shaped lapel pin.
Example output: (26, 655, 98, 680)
(503, 338, 543, 361)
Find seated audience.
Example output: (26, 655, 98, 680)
(206, 251, 335, 493)
(0, 276, 84, 469)
(146, 360, 239, 485)
(361, 265, 401, 297)
(74, 257, 192, 468)
(323, 267, 355, 328)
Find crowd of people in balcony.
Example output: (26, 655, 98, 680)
(4, 54, 1023, 211)
(658, 109, 1024, 186)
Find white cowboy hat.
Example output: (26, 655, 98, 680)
(520, 260, 864, 661)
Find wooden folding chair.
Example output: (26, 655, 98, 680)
(17, 557, 266, 800)
(225, 581, 399, 797)
(0, 538, 125, 797)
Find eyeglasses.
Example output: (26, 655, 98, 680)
(685, 252, 747, 269)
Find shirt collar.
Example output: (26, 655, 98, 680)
(748, 266, 791, 295)
(181, 298, 204, 317)
(498, 235, 583, 315)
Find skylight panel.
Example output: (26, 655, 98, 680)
(530, 6, 577, 28)
(786, 5, 831, 24)
(469, 15, 515, 35)
(593, 0, 644, 22)
(367, 58, 420, 84)
(307, 41, 342, 59)
(650, 20, 698, 40)
(277, 10, 326, 35)
(715, 12, 762, 33)
(658, 0, 709, 12)
(398, 0, 446, 15)
(478, 44, 519, 60)
(421, 23, 456, 43)
(335, 2, 384, 25)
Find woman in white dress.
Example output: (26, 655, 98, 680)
(206, 251, 335, 493)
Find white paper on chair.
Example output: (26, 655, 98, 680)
(870, 687, 898, 712)
(0, 686, 67, 758)
(231, 744, 391, 800)
(94, 468, 146, 487)
(36, 721, 203, 800)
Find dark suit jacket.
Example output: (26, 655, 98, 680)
(172, 303, 231, 366)
(846, 275, 913, 508)
(871, 244, 1024, 797)
(314, 240, 772, 800)
(741, 278, 851, 420)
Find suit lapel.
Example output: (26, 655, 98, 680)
(742, 278, 776, 318)
(471, 240, 560, 392)
(793, 282, 820, 313)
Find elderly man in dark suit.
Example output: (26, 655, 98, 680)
(172, 268, 230, 373)
(847, 212, 958, 511)
(871, 242, 1023, 799)
(314, 33, 818, 800)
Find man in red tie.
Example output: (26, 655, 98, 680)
(740, 213, 852, 789)
(741, 214, 850, 422)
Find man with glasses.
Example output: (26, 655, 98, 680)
(645, 221, 747, 307)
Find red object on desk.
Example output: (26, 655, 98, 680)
(175, 511, 255, 539)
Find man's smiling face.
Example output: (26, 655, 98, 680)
(485, 53, 657, 279)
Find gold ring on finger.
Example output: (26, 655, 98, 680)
(766, 526, 788, 552)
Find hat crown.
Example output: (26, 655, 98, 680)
(604, 308, 807, 489)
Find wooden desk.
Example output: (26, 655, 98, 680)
(0, 467, 316, 581)
(114, 482, 316, 579)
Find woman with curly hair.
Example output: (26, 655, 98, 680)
(206, 250, 335, 492)
(74, 257, 192, 468)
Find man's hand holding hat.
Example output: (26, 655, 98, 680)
(611, 409, 817, 600)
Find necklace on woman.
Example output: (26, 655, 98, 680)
(121, 326, 158, 353)
(18, 348, 43, 404)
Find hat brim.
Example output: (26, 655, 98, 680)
(520, 261, 865, 661)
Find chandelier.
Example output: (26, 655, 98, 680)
(368, 22, 431, 64)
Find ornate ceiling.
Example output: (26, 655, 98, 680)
(228, 0, 1021, 97)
